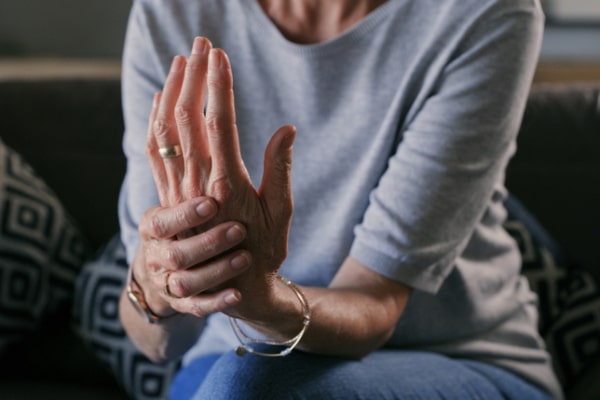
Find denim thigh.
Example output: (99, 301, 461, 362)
(172, 349, 552, 400)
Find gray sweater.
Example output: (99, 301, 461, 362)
(118, 0, 561, 397)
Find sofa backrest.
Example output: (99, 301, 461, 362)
(507, 83, 600, 277)
(0, 78, 125, 250)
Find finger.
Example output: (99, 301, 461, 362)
(166, 249, 251, 298)
(139, 197, 218, 241)
(169, 287, 241, 318)
(154, 55, 187, 205)
(259, 125, 296, 219)
(159, 221, 247, 271)
(205, 48, 246, 181)
(176, 37, 213, 199)
(146, 92, 172, 205)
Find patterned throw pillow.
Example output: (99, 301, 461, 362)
(504, 195, 600, 389)
(72, 235, 181, 400)
(0, 140, 91, 354)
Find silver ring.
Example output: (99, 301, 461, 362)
(164, 271, 182, 299)
(158, 145, 182, 159)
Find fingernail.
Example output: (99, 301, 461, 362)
(209, 49, 222, 70)
(226, 225, 245, 243)
(283, 126, 297, 149)
(170, 55, 185, 72)
(192, 37, 208, 55)
(230, 253, 248, 270)
(224, 292, 240, 306)
(196, 200, 215, 218)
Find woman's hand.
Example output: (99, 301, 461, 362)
(124, 37, 412, 362)
(138, 37, 296, 321)
(134, 196, 251, 319)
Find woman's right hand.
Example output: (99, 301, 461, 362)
(131, 195, 251, 320)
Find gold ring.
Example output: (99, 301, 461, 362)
(164, 271, 182, 299)
(158, 145, 182, 159)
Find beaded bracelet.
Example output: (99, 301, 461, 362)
(229, 275, 311, 357)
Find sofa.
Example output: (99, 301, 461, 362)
(0, 75, 598, 400)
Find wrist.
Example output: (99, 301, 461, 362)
(230, 274, 311, 357)
(127, 266, 178, 323)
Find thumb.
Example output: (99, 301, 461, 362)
(259, 125, 296, 218)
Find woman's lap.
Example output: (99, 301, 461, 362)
(171, 348, 552, 400)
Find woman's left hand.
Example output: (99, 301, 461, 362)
(147, 37, 296, 320)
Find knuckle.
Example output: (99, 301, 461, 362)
(188, 296, 228, 319)
(168, 275, 188, 298)
(183, 185, 202, 202)
(189, 303, 208, 319)
(145, 139, 158, 158)
(208, 176, 233, 200)
(152, 118, 171, 140)
(147, 261, 162, 276)
(205, 112, 235, 139)
(139, 208, 164, 238)
(205, 114, 224, 133)
(173, 206, 195, 228)
(147, 214, 168, 238)
(164, 244, 184, 269)
(168, 192, 185, 207)
(174, 102, 194, 126)
(138, 212, 151, 237)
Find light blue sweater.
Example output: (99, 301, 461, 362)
(119, 0, 561, 397)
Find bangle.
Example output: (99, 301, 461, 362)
(126, 268, 178, 324)
(229, 275, 311, 357)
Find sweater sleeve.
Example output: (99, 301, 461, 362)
(350, 0, 544, 294)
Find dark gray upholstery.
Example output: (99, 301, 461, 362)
(507, 83, 600, 281)
(0, 78, 126, 250)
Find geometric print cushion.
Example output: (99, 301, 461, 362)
(544, 269, 600, 388)
(0, 140, 91, 355)
(503, 194, 600, 389)
(71, 234, 181, 400)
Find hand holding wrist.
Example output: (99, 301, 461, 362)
(127, 266, 179, 323)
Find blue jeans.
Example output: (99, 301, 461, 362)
(170, 348, 553, 400)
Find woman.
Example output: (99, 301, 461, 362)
(118, 0, 562, 398)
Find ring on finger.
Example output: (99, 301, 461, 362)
(164, 271, 183, 299)
(158, 145, 182, 159)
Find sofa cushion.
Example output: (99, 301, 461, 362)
(0, 140, 91, 354)
(72, 235, 180, 400)
(504, 195, 600, 393)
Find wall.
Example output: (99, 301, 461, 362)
(0, 0, 131, 59)
(541, 26, 600, 62)
(0, 0, 599, 82)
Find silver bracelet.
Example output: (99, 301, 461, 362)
(229, 275, 311, 357)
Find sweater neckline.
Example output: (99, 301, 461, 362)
(243, 0, 402, 57)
